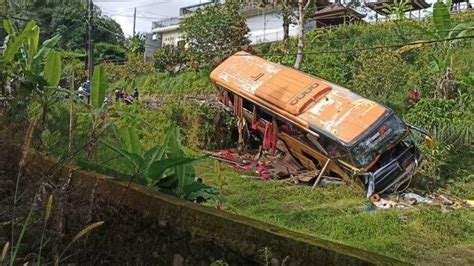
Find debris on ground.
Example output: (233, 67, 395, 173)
(401, 192, 432, 204)
(368, 191, 473, 211)
(205, 148, 344, 186)
(205, 149, 471, 212)
(204, 149, 273, 181)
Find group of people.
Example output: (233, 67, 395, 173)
(114, 88, 139, 105)
(77, 80, 140, 105)
(77, 80, 91, 102)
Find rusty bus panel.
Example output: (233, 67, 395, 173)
(210, 52, 424, 196)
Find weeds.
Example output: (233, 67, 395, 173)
(37, 195, 53, 265)
(55, 221, 105, 265)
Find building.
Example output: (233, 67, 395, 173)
(146, 0, 304, 56)
(144, 32, 161, 60)
(144, 0, 435, 59)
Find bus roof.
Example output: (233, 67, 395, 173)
(209, 51, 388, 144)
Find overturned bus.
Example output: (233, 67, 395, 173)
(210, 51, 430, 196)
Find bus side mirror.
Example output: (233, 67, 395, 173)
(425, 136, 435, 150)
(407, 124, 434, 150)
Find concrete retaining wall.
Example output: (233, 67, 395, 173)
(23, 151, 404, 265)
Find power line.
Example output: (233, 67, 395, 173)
(285, 27, 474, 47)
(97, 35, 474, 66)
(137, 11, 156, 23)
(108, 14, 170, 20)
(138, 10, 172, 18)
(100, 0, 169, 14)
(141, 32, 473, 59)
(132, 1, 169, 9)
(147, 26, 473, 51)
(243, 35, 474, 57)
(95, 24, 125, 38)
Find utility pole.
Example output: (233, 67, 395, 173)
(133, 7, 137, 37)
(87, 0, 94, 85)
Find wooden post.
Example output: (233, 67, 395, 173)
(312, 159, 330, 189)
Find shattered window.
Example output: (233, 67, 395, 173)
(350, 114, 407, 168)
(308, 133, 351, 162)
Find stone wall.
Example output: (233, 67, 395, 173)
(20, 151, 404, 265)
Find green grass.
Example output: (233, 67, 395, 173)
(141, 71, 214, 96)
(195, 160, 474, 264)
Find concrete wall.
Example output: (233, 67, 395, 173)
(144, 33, 161, 61)
(22, 152, 404, 265)
(162, 31, 185, 46)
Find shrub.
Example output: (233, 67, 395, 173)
(405, 96, 473, 180)
(95, 42, 126, 64)
(163, 101, 237, 150)
(181, 1, 250, 68)
(101, 54, 155, 84)
(351, 50, 411, 114)
(141, 71, 214, 96)
(154, 44, 188, 74)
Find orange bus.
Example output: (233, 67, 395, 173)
(210, 52, 429, 196)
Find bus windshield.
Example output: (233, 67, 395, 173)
(350, 114, 407, 168)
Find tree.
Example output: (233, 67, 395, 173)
(154, 45, 188, 74)
(280, 1, 295, 53)
(254, 0, 294, 53)
(293, 0, 312, 70)
(2, 0, 125, 50)
(181, 2, 250, 68)
(257, 0, 315, 69)
(126, 34, 145, 55)
(93, 13, 125, 46)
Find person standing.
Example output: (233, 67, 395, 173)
(83, 80, 91, 103)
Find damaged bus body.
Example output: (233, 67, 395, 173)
(210, 51, 426, 196)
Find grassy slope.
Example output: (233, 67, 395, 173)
(125, 68, 474, 264)
(98, 16, 474, 263)
(195, 161, 474, 264)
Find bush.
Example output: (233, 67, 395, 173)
(181, 2, 250, 68)
(141, 71, 214, 96)
(154, 44, 188, 74)
(350, 50, 411, 114)
(163, 102, 237, 150)
(405, 96, 473, 180)
(95, 42, 126, 64)
(101, 54, 156, 95)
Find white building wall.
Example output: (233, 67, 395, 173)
(161, 31, 184, 46)
(151, 10, 317, 47)
(246, 11, 298, 44)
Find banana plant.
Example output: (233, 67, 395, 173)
(82, 125, 221, 202)
(432, 1, 473, 52)
(397, 1, 473, 99)
(429, 1, 473, 98)
(1, 19, 62, 131)
(398, 1, 473, 55)
(382, 0, 411, 21)
(80, 65, 113, 160)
